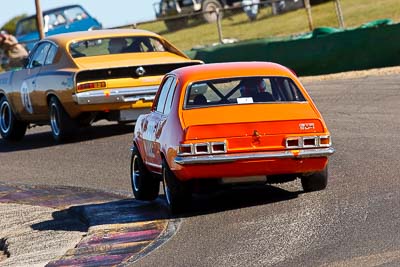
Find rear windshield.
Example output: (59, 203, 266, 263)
(185, 76, 306, 108)
(69, 36, 168, 58)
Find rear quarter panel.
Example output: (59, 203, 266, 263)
(291, 76, 327, 128)
(0, 72, 14, 106)
(134, 114, 148, 158)
(34, 67, 77, 117)
(134, 77, 186, 174)
(159, 100, 185, 172)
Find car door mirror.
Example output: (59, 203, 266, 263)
(31, 60, 42, 68)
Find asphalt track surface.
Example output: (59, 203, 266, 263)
(1, 74, 400, 266)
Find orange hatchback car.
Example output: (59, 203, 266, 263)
(130, 62, 335, 212)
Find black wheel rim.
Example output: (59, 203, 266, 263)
(162, 167, 172, 205)
(50, 102, 60, 136)
(0, 100, 11, 134)
(131, 154, 141, 192)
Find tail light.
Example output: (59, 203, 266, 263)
(319, 136, 331, 147)
(77, 81, 107, 92)
(194, 143, 209, 154)
(303, 136, 318, 147)
(178, 141, 227, 156)
(286, 138, 300, 148)
(286, 135, 331, 149)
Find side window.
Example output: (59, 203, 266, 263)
(271, 77, 306, 102)
(155, 77, 173, 113)
(29, 43, 51, 68)
(44, 44, 58, 65)
(163, 78, 176, 115)
(64, 6, 88, 22)
(287, 79, 306, 101)
(151, 38, 166, 52)
(263, 79, 273, 95)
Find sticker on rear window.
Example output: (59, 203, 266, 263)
(237, 97, 253, 104)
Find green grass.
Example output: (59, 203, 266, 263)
(135, 0, 400, 51)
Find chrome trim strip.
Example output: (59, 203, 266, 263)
(72, 86, 158, 105)
(174, 147, 335, 165)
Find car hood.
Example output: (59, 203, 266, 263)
(73, 52, 195, 69)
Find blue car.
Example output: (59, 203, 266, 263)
(15, 4, 102, 51)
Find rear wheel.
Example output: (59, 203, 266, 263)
(0, 96, 27, 141)
(130, 147, 160, 201)
(202, 0, 223, 23)
(49, 97, 76, 142)
(301, 166, 328, 192)
(162, 159, 191, 214)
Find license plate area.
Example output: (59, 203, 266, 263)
(221, 175, 267, 184)
(119, 108, 148, 121)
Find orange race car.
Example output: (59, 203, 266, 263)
(130, 62, 335, 213)
(0, 29, 201, 142)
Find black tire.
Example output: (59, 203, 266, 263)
(130, 147, 160, 201)
(48, 97, 76, 142)
(301, 166, 328, 192)
(202, 0, 223, 23)
(162, 159, 191, 214)
(0, 96, 27, 141)
(164, 17, 189, 32)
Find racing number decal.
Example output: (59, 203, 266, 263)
(20, 81, 33, 114)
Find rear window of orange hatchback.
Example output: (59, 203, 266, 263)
(184, 76, 306, 109)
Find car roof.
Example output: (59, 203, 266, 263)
(170, 62, 296, 82)
(45, 29, 163, 46)
(17, 5, 86, 21)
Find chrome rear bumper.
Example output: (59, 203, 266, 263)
(72, 86, 158, 105)
(174, 147, 335, 165)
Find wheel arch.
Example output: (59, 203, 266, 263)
(46, 92, 69, 115)
(160, 151, 167, 163)
(46, 92, 60, 105)
(132, 140, 142, 156)
(160, 149, 173, 172)
(0, 92, 19, 118)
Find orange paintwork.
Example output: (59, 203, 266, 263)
(173, 158, 328, 180)
(0, 29, 201, 123)
(134, 62, 333, 182)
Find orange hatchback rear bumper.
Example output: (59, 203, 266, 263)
(173, 147, 334, 181)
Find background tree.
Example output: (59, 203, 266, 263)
(1, 14, 27, 35)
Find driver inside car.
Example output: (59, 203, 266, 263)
(107, 38, 128, 54)
(239, 77, 273, 102)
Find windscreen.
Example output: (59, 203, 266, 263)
(16, 18, 37, 36)
(15, 6, 89, 37)
(185, 76, 306, 108)
(69, 36, 169, 58)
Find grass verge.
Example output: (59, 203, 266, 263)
(135, 0, 400, 51)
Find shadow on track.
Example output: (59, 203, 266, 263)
(31, 198, 170, 232)
(177, 183, 301, 218)
(31, 183, 301, 232)
(26, 183, 301, 266)
(0, 123, 133, 152)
